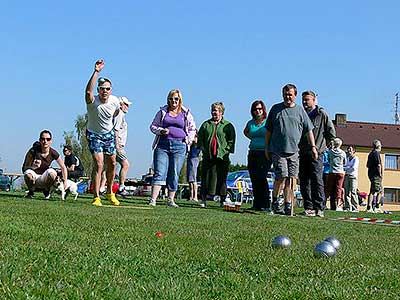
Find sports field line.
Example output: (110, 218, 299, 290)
(102, 205, 153, 210)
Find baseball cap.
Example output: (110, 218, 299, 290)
(120, 96, 132, 106)
(98, 77, 112, 86)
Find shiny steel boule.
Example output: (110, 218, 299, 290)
(314, 241, 337, 258)
(324, 237, 341, 250)
(272, 235, 291, 248)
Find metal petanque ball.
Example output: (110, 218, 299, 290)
(314, 241, 337, 258)
(324, 237, 341, 250)
(272, 235, 291, 248)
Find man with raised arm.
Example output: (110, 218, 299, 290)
(85, 59, 120, 206)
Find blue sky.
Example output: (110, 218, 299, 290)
(1, 0, 399, 177)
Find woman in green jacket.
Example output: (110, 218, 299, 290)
(197, 102, 236, 208)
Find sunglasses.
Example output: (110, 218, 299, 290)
(99, 86, 111, 91)
(40, 137, 51, 142)
(168, 97, 180, 101)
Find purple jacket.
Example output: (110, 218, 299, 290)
(150, 105, 196, 150)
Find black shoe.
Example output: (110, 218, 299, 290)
(284, 203, 292, 215)
(25, 190, 34, 199)
(43, 190, 51, 200)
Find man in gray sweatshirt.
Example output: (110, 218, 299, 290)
(299, 91, 336, 218)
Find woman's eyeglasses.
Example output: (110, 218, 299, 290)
(40, 137, 51, 142)
(253, 107, 263, 111)
(168, 97, 180, 101)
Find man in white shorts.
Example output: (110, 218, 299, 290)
(85, 59, 121, 206)
(114, 96, 132, 197)
(22, 130, 68, 199)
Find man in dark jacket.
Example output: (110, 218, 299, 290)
(299, 90, 336, 218)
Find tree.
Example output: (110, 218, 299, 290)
(229, 163, 247, 172)
(62, 114, 93, 176)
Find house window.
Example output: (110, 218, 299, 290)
(384, 188, 399, 204)
(384, 154, 400, 170)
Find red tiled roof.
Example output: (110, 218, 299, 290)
(334, 121, 400, 149)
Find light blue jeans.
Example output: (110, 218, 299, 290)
(152, 139, 187, 191)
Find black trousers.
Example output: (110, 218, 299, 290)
(68, 170, 84, 180)
(299, 153, 325, 211)
(248, 150, 271, 209)
(201, 157, 229, 200)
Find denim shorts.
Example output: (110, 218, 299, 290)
(152, 138, 187, 191)
(86, 130, 116, 155)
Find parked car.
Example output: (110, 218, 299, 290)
(0, 169, 11, 192)
(225, 170, 302, 206)
(225, 170, 274, 202)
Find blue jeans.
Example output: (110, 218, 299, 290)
(152, 139, 187, 191)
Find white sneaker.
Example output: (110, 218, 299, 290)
(200, 201, 206, 208)
(167, 200, 179, 208)
(148, 199, 156, 207)
(336, 207, 343, 212)
(374, 207, 383, 214)
(367, 208, 375, 213)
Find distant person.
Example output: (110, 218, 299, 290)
(63, 145, 85, 180)
(265, 84, 317, 215)
(114, 96, 132, 197)
(326, 138, 347, 211)
(243, 100, 272, 211)
(149, 89, 196, 207)
(85, 59, 120, 206)
(366, 139, 383, 213)
(197, 102, 236, 208)
(298, 90, 336, 218)
(22, 130, 68, 199)
(186, 131, 201, 202)
(343, 145, 359, 212)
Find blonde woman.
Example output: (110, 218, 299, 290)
(149, 89, 196, 207)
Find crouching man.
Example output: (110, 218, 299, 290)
(22, 130, 67, 199)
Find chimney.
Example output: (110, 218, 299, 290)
(335, 113, 347, 127)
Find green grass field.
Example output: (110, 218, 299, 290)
(0, 191, 399, 300)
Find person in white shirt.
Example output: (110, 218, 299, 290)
(343, 145, 359, 212)
(114, 96, 132, 197)
(85, 59, 121, 207)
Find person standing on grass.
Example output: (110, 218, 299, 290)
(366, 139, 383, 213)
(63, 145, 85, 180)
(343, 145, 359, 212)
(298, 90, 336, 218)
(197, 102, 236, 208)
(114, 96, 132, 197)
(85, 59, 120, 207)
(326, 138, 347, 211)
(22, 130, 68, 199)
(186, 131, 201, 202)
(265, 84, 317, 215)
(243, 100, 272, 211)
(148, 89, 196, 207)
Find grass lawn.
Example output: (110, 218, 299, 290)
(0, 191, 399, 300)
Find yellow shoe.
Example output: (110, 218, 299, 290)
(105, 193, 120, 206)
(92, 197, 102, 206)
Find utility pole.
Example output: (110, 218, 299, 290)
(395, 93, 400, 124)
